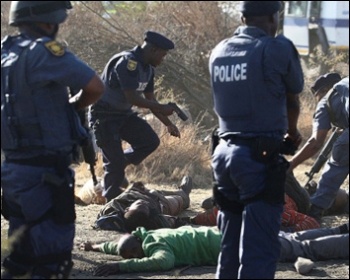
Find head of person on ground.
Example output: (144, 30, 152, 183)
(240, 1, 282, 37)
(311, 72, 342, 102)
(117, 233, 144, 259)
(9, 1, 72, 39)
(123, 199, 156, 232)
(141, 31, 175, 67)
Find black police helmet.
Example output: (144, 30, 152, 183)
(240, 1, 282, 17)
(9, 1, 72, 26)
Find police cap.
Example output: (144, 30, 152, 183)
(240, 1, 282, 17)
(144, 31, 175, 50)
(311, 72, 342, 95)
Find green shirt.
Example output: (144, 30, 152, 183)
(101, 226, 221, 272)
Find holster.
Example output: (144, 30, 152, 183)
(42, 170, 76, 225)
(213, 184, 244, 214)
(252, 136, 281, 164)
(259, 157, 289, 205)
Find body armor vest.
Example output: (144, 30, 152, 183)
(1, 35, 87, 157)
(211, 35, 287, 134)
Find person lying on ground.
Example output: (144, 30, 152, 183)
(190, 173, 348, 232)
(80, 224, 349, 276)
(189, 173, 320, 232)
(93, 176, 192, 232)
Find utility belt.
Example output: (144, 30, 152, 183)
(221, 135, 283, 164)
(5, 154, 71, 168)
(221, 135, 257, 148)
(91, 101, 132, 116)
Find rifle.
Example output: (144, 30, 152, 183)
(304, 127, 342, 191)
(168, 102, 189, 121)
(70, 88, 98, 186)
(77, 109, 98, 186)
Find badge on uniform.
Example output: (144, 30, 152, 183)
(127, 59, 138, 71)
(44, 41, 65, 56)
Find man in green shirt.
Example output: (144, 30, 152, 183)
(81, 224, 349, 276)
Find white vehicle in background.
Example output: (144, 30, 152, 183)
(283, 1, 349, 57)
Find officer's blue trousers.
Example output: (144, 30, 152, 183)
(1, 162, 75, 278)
(311, 129, 349, 210)
(94, 113, 160, 201)
(212, 141, 283, 279)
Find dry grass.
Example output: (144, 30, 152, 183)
(75, 118, 213, 191)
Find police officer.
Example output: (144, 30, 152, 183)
(90, 31, 180, 202)
(1, 1, 104, 278)
(209, 1, 304, 279)
(290, 73, 349, 221)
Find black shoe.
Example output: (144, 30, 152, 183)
(1, 270, 13, 279)
(338, 223, 349, 234)
(179, 176, 193, 195)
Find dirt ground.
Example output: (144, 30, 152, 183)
(1, 164, 349, 279)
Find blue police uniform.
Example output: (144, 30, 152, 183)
(209, 18, 304, 280)
(311, 77, 349, 210)
(1, 33, 96, 278)
(89, 32, 174, 201)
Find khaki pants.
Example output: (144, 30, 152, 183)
(152, 189, 190, 216)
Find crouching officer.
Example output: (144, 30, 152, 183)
(209, 1, 304, 279)
(89, 31, 180, 202)
(1, 1, 104, 278)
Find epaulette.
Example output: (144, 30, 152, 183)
(127, 59, 138, 71)
(43, 40, 65, 56)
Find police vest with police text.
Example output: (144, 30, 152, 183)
(211, 35, 288, 133)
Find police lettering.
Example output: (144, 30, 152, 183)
(214, 63, 247, 83)
(137, 82, 148, 91)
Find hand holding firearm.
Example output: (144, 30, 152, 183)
(304, 127, 341, 189)
(168, 102, 189, 121)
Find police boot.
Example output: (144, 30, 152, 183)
(1, 270, 13, 279)
(308, 204, 324, 223)
(2, 256, 31, 279)
(31, 260, 73, 279)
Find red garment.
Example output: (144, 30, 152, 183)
(282, 195, 320, 231)
(193, 194, 320, 231)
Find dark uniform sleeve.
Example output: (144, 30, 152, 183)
(144, 71, 155, 93)
(27, 40, 96, 90)
(264, 35, 304, 95)
(312, 97, 332, 132)
(114, 58, 140, 91)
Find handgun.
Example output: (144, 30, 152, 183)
(168, 102, 189, 121)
